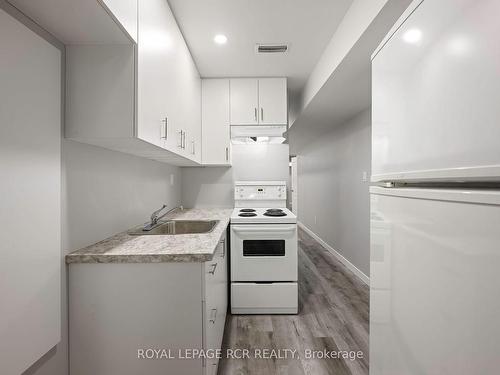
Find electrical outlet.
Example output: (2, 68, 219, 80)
(170, 174, 175, 186)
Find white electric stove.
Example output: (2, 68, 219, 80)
(230, 181, 298, 314)
(230, 207, 297, 224)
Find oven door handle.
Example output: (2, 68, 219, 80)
(232, 225, 297, 233)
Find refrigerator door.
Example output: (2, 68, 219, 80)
(372, 0, 500, 182)
(370, 186, 500, 375)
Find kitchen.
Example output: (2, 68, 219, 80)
(1, 0, 499, 375)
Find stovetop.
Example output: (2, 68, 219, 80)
(230, 207, 297, 224)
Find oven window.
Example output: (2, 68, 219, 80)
(243, 240, 285, 256)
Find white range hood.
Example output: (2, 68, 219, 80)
(230, 125, 287, 144)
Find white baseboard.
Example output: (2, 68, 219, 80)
(297, 221, 370, 285)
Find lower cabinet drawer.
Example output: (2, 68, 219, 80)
(204, 241, 226, 291)
(231, 282, 298, 314)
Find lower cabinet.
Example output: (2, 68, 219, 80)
(203, 240, 228, 374)
(69, 233, 228, 375)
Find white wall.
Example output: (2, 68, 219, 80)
(295, 109, 371, 277)
(289, 0, 412, 129)
(297, 0, 388, 116)
(182, 144, 290, 208)
(1, 7, 62, 374)
(24, 141, 181, 375)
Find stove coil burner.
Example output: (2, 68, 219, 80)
(239, 212, 257, 217)
(264, 208, 287, 217)
(239, 209, 256, 213)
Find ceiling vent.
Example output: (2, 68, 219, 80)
(255, 44, 288, 54)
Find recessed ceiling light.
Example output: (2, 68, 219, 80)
(402, 28, 422, 44)
(214, 34, 227, 45)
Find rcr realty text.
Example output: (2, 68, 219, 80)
(137, 348, 364, 361)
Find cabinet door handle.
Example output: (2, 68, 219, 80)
(219, 242, 225, 258)
(161, 117, 168, 139)
(225, 147, 229, 161)
(209, 308, 217, 324)
(208, 263, 217, 275)
(254, 107, 257, 122)
(178, 130, 183, 148)
(179, 130, 186, 149)
(191, 140, 195, 154)
(260, 108, 264, 122)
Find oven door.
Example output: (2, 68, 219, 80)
(230, 224, 298, 282)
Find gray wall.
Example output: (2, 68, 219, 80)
(294, 109, 371, 276)
(182, 143, 290, 208)
(24, 140, 181, 375)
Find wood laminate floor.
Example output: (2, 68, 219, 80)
(218, 228, 369, 375)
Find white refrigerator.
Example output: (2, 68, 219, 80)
(370, 0, 500, 374)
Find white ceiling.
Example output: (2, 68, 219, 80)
(168, 0, 353, 95)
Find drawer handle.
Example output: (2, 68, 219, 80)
(209, 308, 217, 324)
(208, 263, 217, 275)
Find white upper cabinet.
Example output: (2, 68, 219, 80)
(137, 0, 177, 149)
(100, 0, 138, 42)
(230, 78, 287, 125)
(258, 78, 287, 125)
(230, 78, 259, 125)
(202, 79, 231, 165)
(66, 0, 201, 166)
(176, 33, 202, 163)
(137, 0, 201, 160)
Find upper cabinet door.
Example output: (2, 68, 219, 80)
(138, 0, 201, 157)
(258, 78, 287, 125)
(137, 0, 179, 149)
(175, 35, 201, 161)
(202, 79, 231, 165)
(230, 78, 259, 125)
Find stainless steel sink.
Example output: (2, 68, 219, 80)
(128, 220, 219, 235)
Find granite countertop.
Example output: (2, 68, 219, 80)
(65, 208, 233, 264)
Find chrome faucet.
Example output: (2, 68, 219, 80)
(143, 204, 183, 231)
